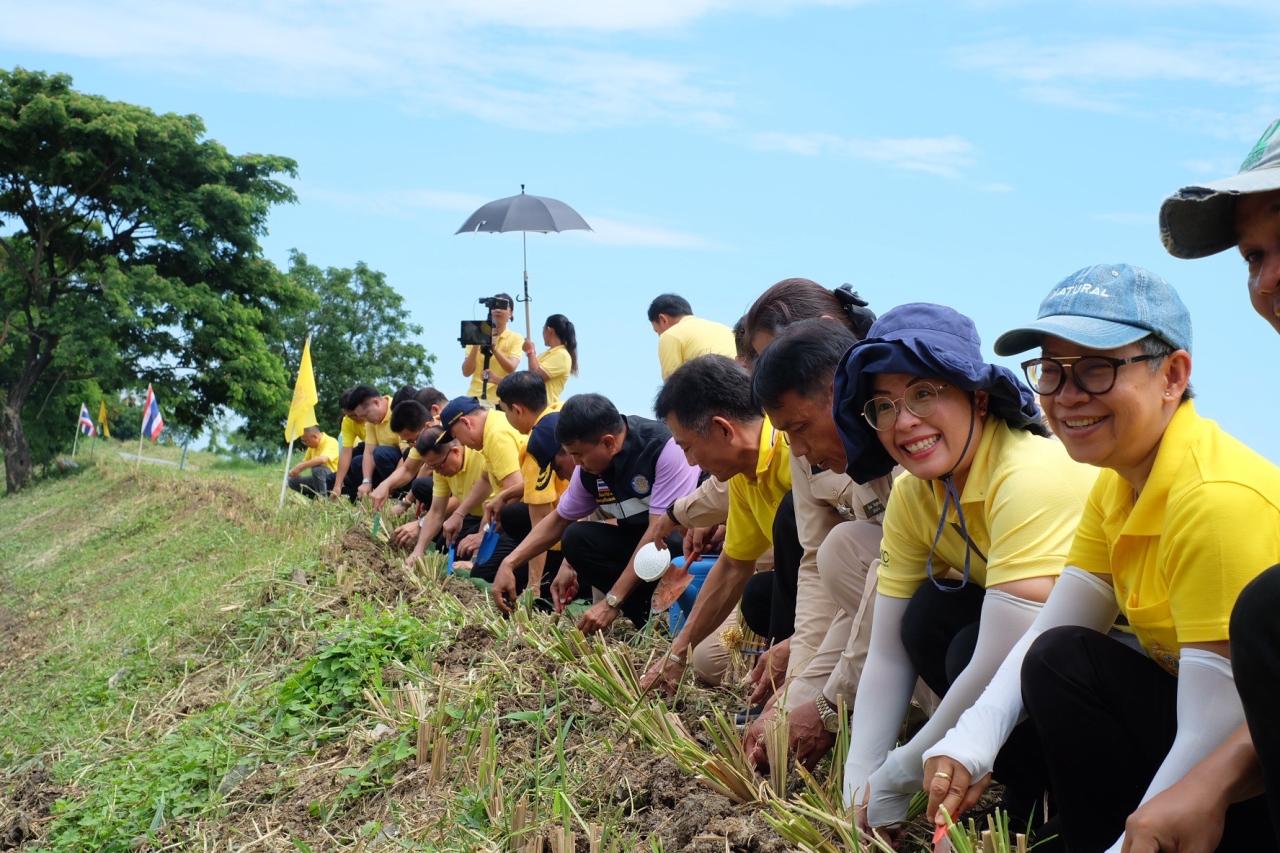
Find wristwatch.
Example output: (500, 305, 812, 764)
(815, 693, 842, 734)
(604, 592, 622, 609)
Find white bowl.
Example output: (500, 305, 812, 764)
(633, 541, 671, 581)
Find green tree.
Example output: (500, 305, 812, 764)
(0, 68, 304, 492)
(269, 251, 434, 437)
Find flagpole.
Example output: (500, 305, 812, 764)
(71, 418, 80, 458)
(278, 440, 295, 510)
(137, 424, 145, 470)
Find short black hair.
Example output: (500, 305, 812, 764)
(391, 384, 418, 409)
(647, 293, 692, 322)
(338, 387, 357, 412)
(416, 426, 452, 457)
(557, 393, 625, 445)
(415, 386, 447, 411)
(497, 371, 548, 413)
(346, 385, 381, 410)
(752, 320, 857, 410)
(390, 400, 430, 433)
(655, 355, 760, 433)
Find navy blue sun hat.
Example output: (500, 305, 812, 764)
(527, 411, 563, 470)
(833, 303, 1045, 485)
(435, 396, 483, 446)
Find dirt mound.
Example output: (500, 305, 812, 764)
(1, 766, 61, 850)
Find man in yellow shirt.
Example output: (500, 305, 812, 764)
(435, 396, 528, 573)
(401, 426, 489, 564)
(329, 389, 364, 499)
(923, 265, 1280, 850)
(340, 385, 408, 500)
(641, 354, 793, 695)
(462, 293, 525, 402)
(488, 372, 569, 602)
(287, 425, 339, 497)
(647, 293, 737, 380)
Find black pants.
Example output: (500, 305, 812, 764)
(410, 475, 434, 506)
(341, 445, 403, 499)
(1023, 625, 1275, 852)
(1233, 563, 1280, 845)
(560, 521, 653, 627)
(900, 582, 1051, 839)
(288, 467, 335, 498)
(468, 502, 563, 599)
(737, 492, 803, 642)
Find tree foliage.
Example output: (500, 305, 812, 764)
(267, 250, 434, 438)
(0, 67, 305, 491)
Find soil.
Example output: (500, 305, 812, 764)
(0, 766, 62, 850)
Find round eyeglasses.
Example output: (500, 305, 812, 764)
(1020, 353, 1167, 396)
(862, 382, 947, 431)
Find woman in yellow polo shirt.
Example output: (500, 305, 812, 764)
(522, 313, 578, 406)
(830, 302, 1096, 837)
(924, 265, 1280, 852)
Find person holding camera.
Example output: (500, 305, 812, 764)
(462, 293, 525, 403)
(522, 313, 578, 406)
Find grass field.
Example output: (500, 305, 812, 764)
(0, 455, 1022, 851)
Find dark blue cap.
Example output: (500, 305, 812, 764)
(527, 412, 563, 470)
(833, 303, 1044, 484)
(435, 396, 483, 446)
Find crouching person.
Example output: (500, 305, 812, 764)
(490, 393, 700, 628)
(401, 427, 487, 564)
(287, 425, 339, 497)
(831, 303, 1096, 838)
(923, 265, 1280, 852)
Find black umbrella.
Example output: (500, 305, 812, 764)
(456, 185, 592, 339)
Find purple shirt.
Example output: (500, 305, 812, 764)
(556, 437, 700, 521)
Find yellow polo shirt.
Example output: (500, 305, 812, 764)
(363, 396, 409, 452)
(431, 446, 488, 517)
(522, 403, 568, 506)
(878, 418, 1096, 599)
(480, 409, 528, 490)
(1068, 403, 1280, 673)
(658, 315, 737, 380)
(540, 346, 573, 405)
(302, 433, 340, 472)
(724, 418, 794, 562)
(467, 328, 526, 402)
(340, 416, 363, 450)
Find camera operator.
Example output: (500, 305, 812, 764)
(461, 293, 525, 403)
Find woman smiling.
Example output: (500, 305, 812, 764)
(831, 303, 1096, 843)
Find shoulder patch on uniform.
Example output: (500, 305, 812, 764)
(631, 474, 651, 495)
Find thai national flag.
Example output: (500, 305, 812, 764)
(78, 403, 97, 437)
(141, 384, 165, 441)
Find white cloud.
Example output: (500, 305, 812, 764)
(751, 131, 978, 178)
(299, 186, 719, 248)
(0, 0, 874, 132)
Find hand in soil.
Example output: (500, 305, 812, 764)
(746, 640, 790, 706)
(638, 655, 685, 697)
(550, 566, 579, 613)
(404, 549, 424, 570)
(1121, 772, 1229, 853)
(786, 700, 836, 770)
(922, 755, 989, 829)
(392, 521, 418, 547)
(576, 600, 618, 635)
(491, 564, 518, 613)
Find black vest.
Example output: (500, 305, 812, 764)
(577, 415, 672, 527)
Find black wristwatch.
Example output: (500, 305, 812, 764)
(666, 504, 680, 525)
(815, 693, 842, 734)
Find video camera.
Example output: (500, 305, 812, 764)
(457, 296, 512, 349)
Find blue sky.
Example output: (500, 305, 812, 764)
(5, 0, 1278, 460)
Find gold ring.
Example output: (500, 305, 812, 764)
(933, 771, 952, 781)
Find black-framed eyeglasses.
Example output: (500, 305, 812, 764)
(862, 382, 949, 431)
(1020, 353, 1166, 396)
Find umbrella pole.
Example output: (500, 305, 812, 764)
(522, 231, 532, 341)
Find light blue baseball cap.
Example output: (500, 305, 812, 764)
(994, 263, 1192, 356)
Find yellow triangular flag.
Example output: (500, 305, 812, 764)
(98, 399, 111, 438)
(284, 335, 319, 444)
